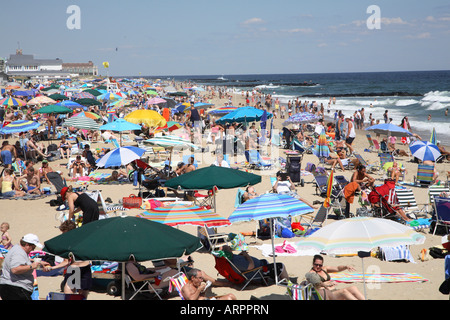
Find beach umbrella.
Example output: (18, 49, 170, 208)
(295, 217, 426, 298)
(429, 127, 437, 145)
(175, 103, 191, 113)
(207, 106, 238, 115)
(100, 118, 142, 146)
(63, 116, 100, 130)
(59, 100, 85, 110)
(74, 98, 102, 106)
(33, 104, 72, 115)
(27, 96, 57, 105)
(145, 90, 158, 96)
(165, 166, 261, 191)
(48, 93, 69, 101)
(72, 91, 95, 99)
(71, 111, 101, 120)
(0, 120, 40, 135)
(43, 216, 202, 300)
(156, 121, 183, 132)
(97, 92, 121, 102)
(144, 137, 200, 150)
(409, 140, 441, 162)
(365, 123, 412, 138)
(82, 89, 102, 97)
(313, 128, 330, 160)
(139, 203, 231, 228)
(12, 90, 35, 97)
(0, 97, 27, 107)
(146, 97, 167, 106)
(229, 193, 313, 284)
(323, 170, 334, 209)
(124, 109, 166, 128)
(215, 106, 273, 125)
(193, 102, 214, 109)
(96, 146, 145, 168)
(282, 112, 320, 125)
(110, 99, 134, 108)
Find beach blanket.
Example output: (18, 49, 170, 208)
(74, 172, 130, 185)
(330, 272, 428, 283)
(253, 242, 317, 257)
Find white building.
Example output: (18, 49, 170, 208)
(5, 49, 71, 78)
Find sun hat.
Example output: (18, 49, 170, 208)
(60, 186, 69, 200)
(22, 233, 43, 248)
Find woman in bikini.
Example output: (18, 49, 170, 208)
(307, 254, 365, 300)
(47, 113, 57, 140)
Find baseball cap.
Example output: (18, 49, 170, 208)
(22, 233, 43, 248)
(42, 159, 48, 164)
(60, 186, 69, 200)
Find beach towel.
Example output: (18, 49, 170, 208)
(379, 245, 415, 263)
(275, 240, 297, 254)
(330, 272, 428, 283)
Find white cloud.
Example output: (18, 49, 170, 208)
(406, 32, 431, 39)
(317, 43, 328, 48)
(241, 18, 264, 26)
(282, 28, 313, 34)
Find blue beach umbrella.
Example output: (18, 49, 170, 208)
(0, 120, 41, 134)
(409, 140, 441, 162)
(229, 193, 314, 223)
(96, 146, 145, 168)
(229, 193, 313, 284)
(365, 123, 412, 137)
(282, 112, 320, 125)
(59, 100, 86, 110)
(100, 118, 142, 146)
(215, 106, 273, 125)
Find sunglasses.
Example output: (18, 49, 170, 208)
(313, 263, 323, 267)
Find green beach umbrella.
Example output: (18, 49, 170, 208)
(44, 216, 202, 262)
(74, 98, 102, 106)
(33, 104, 73, 114)
(48, 93, 70, 101)
(164, 166, 261, 190)
(44, 216, 202, 300)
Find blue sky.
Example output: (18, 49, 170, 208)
(1, 0, 450, 76)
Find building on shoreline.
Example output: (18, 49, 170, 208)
(62, 61, 98, 76)
(4, 50, 98, 79)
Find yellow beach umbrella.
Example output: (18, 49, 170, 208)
(124, 109, 166, 128)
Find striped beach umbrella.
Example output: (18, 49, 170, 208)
(139, 203, 231, 227)
(429, 127, 437, 145)
(409, 140, 441, 162)
(282, 112, 320, 125)
(96, 146, 145, 168)
(229, 193, 314, 223)
(144, 137, 201, 150)
(71, 111, 101, 120)
(0, 120, 41, 134)
(295, 217, 425, 255)
(313, 128, 330, 160)
(27, 96, 56, 105)
(63, 116, 100, 130)
(0, 97, 27, 107)
(97, 92, 121, 102)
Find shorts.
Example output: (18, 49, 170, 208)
(1, 150, 12, 165)
(345, 137, 355, 145)
(1, 191, 15, 198)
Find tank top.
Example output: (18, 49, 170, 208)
(2, 180, 13, 193)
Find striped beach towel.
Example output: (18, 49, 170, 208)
(168, 273, 188, 300)
(380, 245, 415, 263)
(330, 272, 428, 283)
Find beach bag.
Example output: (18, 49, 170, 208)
(123, 194, 142, 209)
(229, 233, 249, 252)
(305, 162, 316, 173)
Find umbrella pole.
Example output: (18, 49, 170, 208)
(361, 258, 367, 300)
(122, 262, 126, 300)
(270, 218, 279, 285)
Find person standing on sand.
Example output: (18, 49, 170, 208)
(345, 117, 356, 155)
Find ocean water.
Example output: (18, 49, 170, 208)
(153, 71, 450, 146)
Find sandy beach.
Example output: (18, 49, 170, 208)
(1, 89, 449, 302)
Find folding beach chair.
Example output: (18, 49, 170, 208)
(125, 273, 164, 300)
(245, 150, 272, 170)
(372, 139, 381, 153)
(167, 272, 188, 300)
(212, 253, 268, 291)
(394, 187, 426, 218)
(432, 197, 450, 235)
(300, 205, 329, 230)
(366, 134, 375, 152)
(414, 164, 435, 187)
(354, 152, 375, 173)
(314, 174, 329, 196)
(292, 137, 312, 154)
(197, 225, 228, 252)
(287, 281, 323, 300)
(427, 185, 450, 212)
(379, 152, 394, 171)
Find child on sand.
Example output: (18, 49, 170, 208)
(0, 222, 12, 250)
